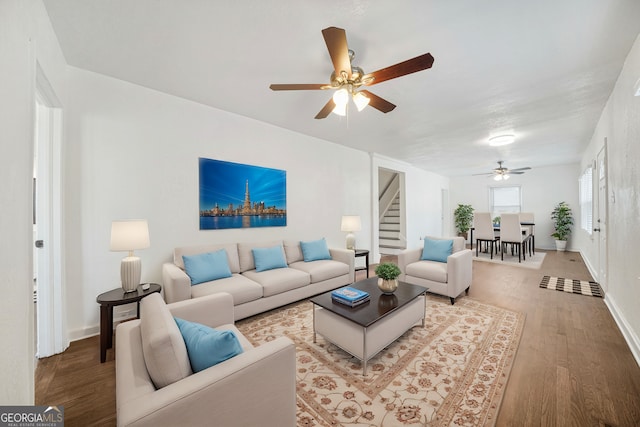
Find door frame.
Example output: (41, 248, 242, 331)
(596, 142, 608, 292)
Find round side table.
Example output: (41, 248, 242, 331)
(96, 283, 161, 363)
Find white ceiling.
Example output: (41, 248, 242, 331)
(43, 0, 640, 176)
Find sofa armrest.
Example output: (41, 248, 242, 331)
(329, 248, 355, 282)
(398, 248, 422, 281)
(446, 249, 472, 291)
(117, 336, 296, 427)
(162, 262, 191, 303)
(167, 293, 235, 328)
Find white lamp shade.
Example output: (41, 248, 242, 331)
(110, 220, 150, 252)
(353, 92, 370, 111)
(341, 215, 362, 232)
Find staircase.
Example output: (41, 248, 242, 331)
(379, 194, 406, 255)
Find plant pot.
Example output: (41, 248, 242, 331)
(377, 278, 398, 294)
(555, 240, 567, 251)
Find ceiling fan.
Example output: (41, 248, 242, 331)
(269, 26, 434, 119)
(474, 161, 532, 181)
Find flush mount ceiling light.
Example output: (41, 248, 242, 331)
(488, 134, 515, 146)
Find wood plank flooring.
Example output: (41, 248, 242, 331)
(35, 250, 640, 426)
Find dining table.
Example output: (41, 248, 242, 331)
(470, 222, 535, 254)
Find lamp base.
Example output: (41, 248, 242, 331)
(121, 256, 141, 292)
(345, 233, 356, 250)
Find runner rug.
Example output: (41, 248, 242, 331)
(236, 296, 525, 427)
(539, 275, 603, 298)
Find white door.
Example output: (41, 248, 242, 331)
(34, 72, 68, 358)
(596, 144, 608, 292)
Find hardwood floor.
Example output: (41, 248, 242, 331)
(35, 250, 640, 426)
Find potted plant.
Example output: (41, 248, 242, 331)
(493, 216, 501, 227)
(375, 262, 401, 294)
(454, 204, 474, 240)
(551, 201, 573, 251)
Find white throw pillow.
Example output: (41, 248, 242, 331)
(140, 293, 192, 388)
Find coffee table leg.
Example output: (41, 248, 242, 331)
(312, 305, 316, 343)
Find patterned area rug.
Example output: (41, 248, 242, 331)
(236, 296, 525, 426)
(540, 275, 603, 297)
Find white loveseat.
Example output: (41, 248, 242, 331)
(398, 236, 472, 304)
(116, 292, 296, 427)
(162, 240, 355, 320)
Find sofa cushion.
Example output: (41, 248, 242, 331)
(182, 249, 232, 285)
(238, 241, 283, 272)
(289, 259, 349, 283)
(421, 237, 453, 263)
(242, 268, 310, 297)
(190, 274, 263, 305)
(174, 243, 240, 273)
(139, 293, 192, 389)
(406, 260, 448, 283)
(252, 245, 288, 272)
(300, 238, 331, 262)
(174, 317, 243, 372)
(283, 240, 304, 264)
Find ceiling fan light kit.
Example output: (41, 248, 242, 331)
(488, 134, 515, 146)
(269, 26, 434, 119)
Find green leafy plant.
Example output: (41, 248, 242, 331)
(454, 204, 474, 235)
(551, 201, 573, 241)
(375, 262, 401, 280)
(493, 216, 501, 225)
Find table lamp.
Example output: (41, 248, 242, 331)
(110, 219, 150, 292)
(341, 215, 361, 250)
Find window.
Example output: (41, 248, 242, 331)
(490, 186, 521, 217)
(579, 166, 593, 234)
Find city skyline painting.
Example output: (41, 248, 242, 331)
(199, 157, 287, 230)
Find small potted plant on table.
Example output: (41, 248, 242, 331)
(375, 262, 401, 294)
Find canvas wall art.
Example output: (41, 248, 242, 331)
(199, 157, 287, 230)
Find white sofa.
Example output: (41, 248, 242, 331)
(398, 236, 472, 304)
(162, 240, 355, 320)
(116, 292, 296, 427)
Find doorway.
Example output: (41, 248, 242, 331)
(377, 168, 406, 255)
(33, 65, 67, 358)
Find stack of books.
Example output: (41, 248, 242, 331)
(331, 287, 370, 307)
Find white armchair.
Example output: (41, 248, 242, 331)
(116, 292, 296, 427)
(398, 236, 472, 304)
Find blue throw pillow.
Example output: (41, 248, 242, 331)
(174, 317, 243, 372)
(300, 238, 332, 262)
(252, 245, 288, 272)
(421, 238, 453, 263)
(182, 250, 232, 285)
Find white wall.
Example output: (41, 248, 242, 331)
(579, 34, 640, 363)
(0, 0, 68, 404)
(450, 164, 580, 251)
(371, 155, 449, 261)
(65, 68, 375, 339)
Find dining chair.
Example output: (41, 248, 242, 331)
(500, 213, 527, 262)
(473, 212, 500, 259)
(520, 212, 535, 254)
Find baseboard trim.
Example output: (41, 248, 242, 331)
(604, 294, 640, 368)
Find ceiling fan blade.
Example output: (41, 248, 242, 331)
(508, 167, 532, 172)
(363, 53, 434, 86)
(359, 90, 396, 113)
(270, 84, 328, 91)
(322, 27, 352, 80)
(314, 98, 336, 119)
(472, 172, 495, 176)
(509, 171, 525, 175)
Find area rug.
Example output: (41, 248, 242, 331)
(472, 249, 546, 269)
(236, 296, 525, 427)
(539, 275, 603, 298)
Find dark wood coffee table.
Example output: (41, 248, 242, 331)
(310, 277, 427, 375)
